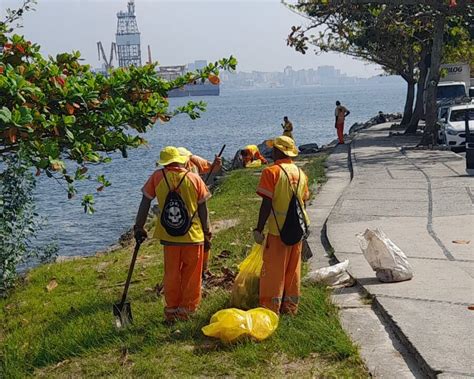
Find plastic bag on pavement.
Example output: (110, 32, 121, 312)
(357, 228, 413, 282)
(230, 242, 264, 310)
(202, 307, 279, 343)
(304, 260, 354, 287)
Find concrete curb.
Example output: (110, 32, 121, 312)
(306, 141, 423, 378)
(334, 134, 436, 378)
(353, 134, 436, 377)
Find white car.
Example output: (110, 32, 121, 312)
(439, 104, 474, 150)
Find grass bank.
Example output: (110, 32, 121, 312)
(1, 154, 368, 378)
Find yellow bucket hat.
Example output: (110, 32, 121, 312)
(158, 146, 188, 166)
(270, 135, 298, 157)
(177, 147, 193, 158)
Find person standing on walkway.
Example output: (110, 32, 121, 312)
(253, 136, 310, 315)
(335, 101, 350, 144)
(282, 116, 294, 140)
(134, 146, 212, 323)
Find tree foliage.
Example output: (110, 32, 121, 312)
(286, 0, 473, 141)
(0, 148, 58, 292)
(0, 1, 237, 212)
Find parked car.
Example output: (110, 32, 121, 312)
(439, 104, 474, 150)
(437, 105, 451, 142)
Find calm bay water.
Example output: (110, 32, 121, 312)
(35, 82, 405, 256)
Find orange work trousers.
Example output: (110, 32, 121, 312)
(336, 122, 344, 144)
(259, 234, 302, 315)
(163, 244, 203, 321)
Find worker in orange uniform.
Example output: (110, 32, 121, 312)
(281, 116, 294, 140)
(253, 136, 310, 315)
(177, 147, 222, 176)
(241, 145, 268, 167)
(334, 100, 350, 144)
(134, 146, 212, 323)
(177, 147, 222, 278)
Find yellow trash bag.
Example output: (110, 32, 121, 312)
(230, 242, 264, 309)
(245, 160, 262, 168)
(202, 307, 279, 343)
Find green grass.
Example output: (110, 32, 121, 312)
(1, 154, 368, 378)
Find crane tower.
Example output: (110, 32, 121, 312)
(116, 0, 141, 68)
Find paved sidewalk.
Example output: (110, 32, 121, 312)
(306, 145, 422, 378)
(326, 123, 474, 377)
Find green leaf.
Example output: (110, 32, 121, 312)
(64, 115, 76, 125)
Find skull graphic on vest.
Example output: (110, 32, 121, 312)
(165, 199, 185, 228)
(160, 170, 193, 237)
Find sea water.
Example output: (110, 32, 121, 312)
(34, 83, 405, 256)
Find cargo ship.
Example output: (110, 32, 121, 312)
(157, 61, 220, 98)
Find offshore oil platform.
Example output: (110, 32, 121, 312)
(96, 0, 219, 97)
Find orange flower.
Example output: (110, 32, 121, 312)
(208, 74, 220, 85)
(65, 103, 75, 115)
(0, 66, 4, 74)
(15, 44, 25, 54)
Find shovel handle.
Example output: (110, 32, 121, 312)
(119, 242, 141, 307)
(203, 145, 226, 185)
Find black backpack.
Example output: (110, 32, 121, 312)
(273, 166, 308, 246)
(160, 170, 196, 237)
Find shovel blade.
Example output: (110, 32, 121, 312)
(113, 302, 133, 329)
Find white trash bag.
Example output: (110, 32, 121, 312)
(304, 260, 355, 287)
(357, 228, 413, 283)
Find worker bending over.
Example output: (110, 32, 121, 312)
(241, 145, 268, 168)
(134, 146, 212, 322)
(253, 136, 310, 315)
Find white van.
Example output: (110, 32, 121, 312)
(437, 81, 467, 102)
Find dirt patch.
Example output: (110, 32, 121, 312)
(212, 219, 239, 233)
(203, 267, 236, 293)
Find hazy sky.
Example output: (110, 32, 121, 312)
(1, 0, 382, 77)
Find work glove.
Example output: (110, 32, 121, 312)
(253, 229, 265, 245)
(133, 225, 147, 245)
(204, 231, 212, 252)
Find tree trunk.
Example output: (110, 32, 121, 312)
(421, 14, 445, 146)
(400, 79, 415, 126)
(405, 51, 429, 135)
(400, 55, 415, 126)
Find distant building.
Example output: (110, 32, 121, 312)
(186, 60, 208, 72)
(194, 60, 207, 70)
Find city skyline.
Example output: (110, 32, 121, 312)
(1, 0, 383, 78)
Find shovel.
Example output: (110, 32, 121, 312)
(113, 241, 142, 328)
